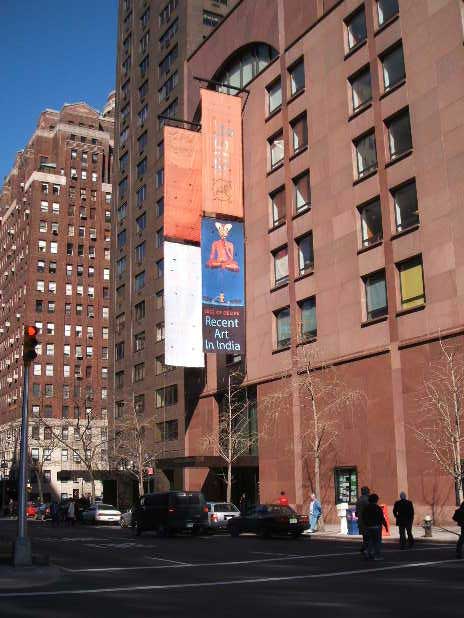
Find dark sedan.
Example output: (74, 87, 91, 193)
(228, 504, 308, 538)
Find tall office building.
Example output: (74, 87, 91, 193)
(0, 96, 114, 505)
(112, 0, 238, 491)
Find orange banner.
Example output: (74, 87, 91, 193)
(164, 126, 202, 243)
(201, 90, 243, 218)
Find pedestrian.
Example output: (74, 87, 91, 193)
(308, 493, 322, 533)
(278, 491, 289, 507)
(362, 493, 388, 560)
(67, 499, 76, 526)
(393, 491, 414, 549)
(356, 486, 370, 554)
(452, 501, 464, 559)
(239, 493, 247, 513)
(7, 498, 14, 518)
(50, 501, 60, 527)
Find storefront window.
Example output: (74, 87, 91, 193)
(334, 467, 358, 504)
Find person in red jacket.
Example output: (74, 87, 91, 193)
(278, 491, 289, 506)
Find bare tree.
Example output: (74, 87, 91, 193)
(29, 424, 58, 503)
(263, 346, 364, 527)
(412, 339, 464, 505)
(112, 400, 159, 499)
(203, 371, 258, 503)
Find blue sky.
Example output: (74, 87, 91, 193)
(0, 0, 117, 182)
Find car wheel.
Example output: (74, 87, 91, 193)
(120, 519, 127, 528)
(230, 525, 240, 538)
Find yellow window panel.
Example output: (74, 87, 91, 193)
(400, 261, 425, 309)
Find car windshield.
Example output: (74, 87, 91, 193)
(174, 493, 201, 505)
(97, 504, 117, 510)
(214, 503, 238, 512)
(266, 505, 296, 515)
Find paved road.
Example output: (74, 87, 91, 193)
(0, 520, 462, 617)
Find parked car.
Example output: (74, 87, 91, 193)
(133, 491, 208, 536)
(26, 502, 38, 519)
(207, 502, 240, 531)
(37, 502, 51, 520)
(81, 503, 121, 525)
(228, 504, 308, 538)
(120, 506, 134, 528)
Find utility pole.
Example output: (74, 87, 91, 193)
(13, 325, 39, 567)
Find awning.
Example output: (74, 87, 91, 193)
(157, 455, 258, 470)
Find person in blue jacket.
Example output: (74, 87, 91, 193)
(309, 493, 322, 533)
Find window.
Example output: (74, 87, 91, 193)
(156, 259, 164, 278)
(135, 300, 145, 320)
(156, 384, 178, 407)
(377, 0, 399, 26)
(159, 71, 178, 102)
(37, 259, 45, 272)
(134, 331, 145, 352)
(140, 31, 149, 54)
(40, 200, 49, 212)
(156, 322, 165, 342)
(134, 394, 145, 414)
(354, 131, 377, 178)
(273, 247, 288, 286)
(45, 364, 53, 377)
(392, 180, 419, 232)
(215, 43, 278, 94)
(291, 114, 308, 154)
(138, 104, 148, 126)
(36, 281, 45, 293)
(293, 171, 311, 213)
(159, 99, 178, 129)
(296, 234, 314, 276)
(299, 297, 317, 341)
(159, 44, 178, 78)
(275, 307, 291, 349)
(364, 270, 388, 320)
(136, 185, 146, 207)
(117, 229, 127, 248)
(381, 44, 405, 91)
(137, 157, 147, 179)
(156, 198, 164, 217)
(48, 301, 55, 313)
(158, 420, 178, 441)
(289, 59, 305, 96)
(45, 384, 54, 397)
(135, 271, 146, 291)
(155, 227, 164, 248)
(117, 256, 127, 275)
(159, 0, 177, 26)
(116, 371, 124, 389)
(203, 10, 222, 27)
(135, 241, 146, 263)
(345, 7, 367, 51)
(61, 449, 68, 463)
(359, 198, 383, 247)
(31, 448, 39, 462)
(398, 255, 425, 309)
(38, 240, 46, 253)
(134, 363, 145, 382)
(119, 152, 128, 174)
(138, 131, 148, 153)
(156, 168, 164, 188)
(270, 187, 285, 227)
(156, 290, 164, 309)
(386, 109, 412, 160)
(115, 341, 125, 360)
(159, 18, 178, 49)
(269, 131, 284, 170)
(267, 79, 282, 114)
(350, 66, 372, 112)
(119, 177, 128, 199)
(136, 212, 147, 232)
(335, 468, 358, 504)
(31, 425, 40, 439)
(140, 7, 150, 28)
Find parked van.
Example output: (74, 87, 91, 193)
(133, 491, 208, 536)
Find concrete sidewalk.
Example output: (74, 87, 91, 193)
(309, 524, 461, 542)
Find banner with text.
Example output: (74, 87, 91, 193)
(201, 90, 243, 218)
(164, 126, 202, 243)
(165, 241, 204, 367)
(201, 217, 245, 355)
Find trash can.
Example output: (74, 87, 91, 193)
(346, 507, 359, 535)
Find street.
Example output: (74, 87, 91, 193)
(0, 520, 462, 617)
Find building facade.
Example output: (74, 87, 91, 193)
(178, 0, 464, 521)
(111, 0, 238, 493)
(0, 96, 114, 505)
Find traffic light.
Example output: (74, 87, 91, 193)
(23, 325, 39, 364)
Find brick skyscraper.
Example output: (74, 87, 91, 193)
(0, 95, 114, 505)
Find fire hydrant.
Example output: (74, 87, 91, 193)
(423, 515, 433, 537)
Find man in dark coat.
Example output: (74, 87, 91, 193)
(452, 501, 464, 559)
(362, 493, 388, 560)
(393, 491, 414, 549)
(355, 486, 370, 554)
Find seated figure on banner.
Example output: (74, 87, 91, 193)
(206, 222, 239, 272)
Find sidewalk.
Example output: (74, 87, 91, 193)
(308, 524, 460, 542)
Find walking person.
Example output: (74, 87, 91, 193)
(278, 491, 289, 507)
(67, 499, 76, 527)
(50, 501, 60, 527)
(362, 493, 388, 560)
(309, 493, 322, 533)
(239, 493, 247, 513)
(393, 492, 414, 549)
(355, 486, 370, 554)
(452, 501, 464, 559)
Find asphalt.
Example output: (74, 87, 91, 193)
(0, 519, 463, 618)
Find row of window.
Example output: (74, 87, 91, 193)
(29, 403, 108, 420)
(70, 149, 99, 164)
(273, 253, 425, 349)
(70, 168, 99, 182)
(345, 1, 399, 53)
(35, 297, 109, 316)
(36, 280, 109, 296)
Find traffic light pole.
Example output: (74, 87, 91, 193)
(13, 361, 32, 566)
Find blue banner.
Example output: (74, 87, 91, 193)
(201, 217, 246, 354)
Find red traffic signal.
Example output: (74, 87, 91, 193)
(23, 325, 39, 364)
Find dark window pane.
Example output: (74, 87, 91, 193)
(359, 199, 383, 247)
(393, 181, 419, 231)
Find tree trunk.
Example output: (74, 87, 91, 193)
(227, 461, 232, 503)
(89, 469, 96, 502)
(36, 468, 44, 504)
(138, 476, 144, 499)
(314, 451, 324, 531)
(455, 478, 464, 506)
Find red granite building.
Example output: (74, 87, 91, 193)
(177, 0, 464, 522)
(0, 96, 114, 505)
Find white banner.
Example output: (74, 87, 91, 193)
(164, 241, 204, 368)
